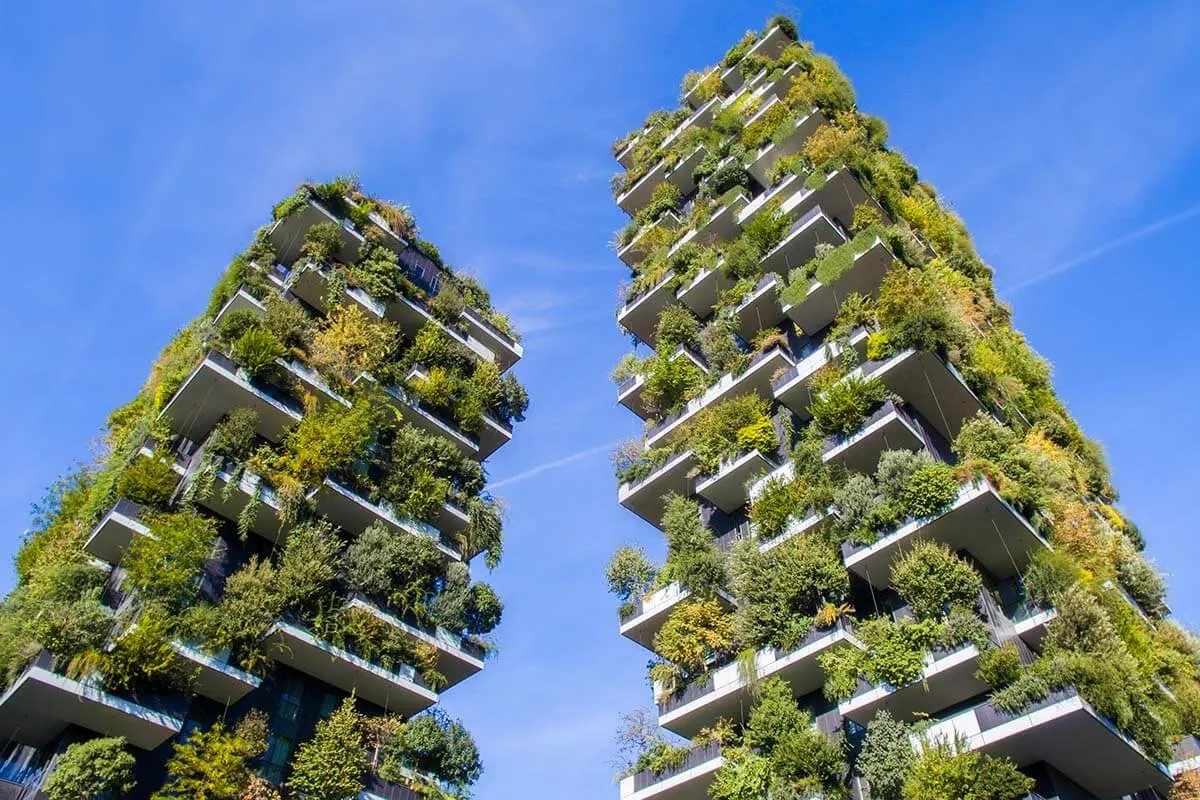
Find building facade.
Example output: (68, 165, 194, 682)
(0, 177, 525, 798)
(606, 16, 1198, 800)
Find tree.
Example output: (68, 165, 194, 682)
(43, 737, 136, 800)
(153, 712, 268, 799)
(902, 738, 1032, 800)
(287, 697, 366, 800)
(857, 711, 913, 800)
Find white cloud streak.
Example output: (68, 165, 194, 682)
(490, 440, 619, 489)
(1002, 203, 1200, 296)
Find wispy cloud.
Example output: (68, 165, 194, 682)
(491, 441, 619, 489)
(1002, 203, 1200, 295)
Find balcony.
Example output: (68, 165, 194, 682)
(746, 108, 827, 185)
(645, 345, 792, 450)
(658, 619, 863, 738)
(618, 210, 684, 267)
(265, 619, 438, 716)
(170, 640, 261, 704)
(615, 134, 640, 167)
(838, 642, 988, 725)
(618, 145, 708, 217)
(404, 367, 511, 459)
(781, 237, 892, 336)
(695, 449, 778, 514)
(918, 688, 1173, 798)
(746, 23, 792, 62)
(1012, 604, 1057, 651)
(84, 499, 153, 564)
(675, 263, 735, 321)
(160, 350, 304, 444)
(619, 449, 697, 527)
(758, 206, 847, 279)
(772, 326, 872, 416)
(0, 652, 185, 750)
(384, 294, 496, 366)
(309, 479, 461, 561)
(731, 273, 785, 342)
(213, 286, 268, 327)
(823, 400, 925, 474)
(361, 374, 480, 458)
(347, 595, 484, 688)
(618, 740, 723, 800)
(671, 191, 750, 266)
(460, 307, 522, 371)
(618, 272, 680, 346)
(683, 67, 719, 109)
(618, 346, 709, 421)
(659, 98, 720, 154)
(841, 480, 1050, 590)
(195, 461, 290, 544)
(619, 584, 735, 650)
(269, 197, 364, 265)
(853, 349, 983, 443)
(1172, 735, 1200, 777)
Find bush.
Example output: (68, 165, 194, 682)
(116, 457, 178, 508)
(124, 511, 217, 609)
(742, 203, 791, 254)
(899, 462, 959, 519)
(207, 408, 259, 462)
(749, 476, 805, 540)
(606, 545, 657, 606)
(902, 739, 1033, 800)
(809, 374, 887, 436)
(684, 395, 778, 474)
(653, 598, 736, 674)
(301, 221, 343, 263)
(642, 353, 703, 417)
(383, 710, 482, 790)
(231, 327, 285, 377)
(698, 319, 748, 375)
(44, 737, 137, 800)
(890, 541, 981, 619)
(1116, 552, 1168, 619)
(655, 303, 700, 352)
(976, 644, 1021, 690)
(152, 712, 268, 800)
(287, 697, 366, 800)
(660, 494, 726, 596)
(637, 182, 682, 227)
(858, 712, 913, 800)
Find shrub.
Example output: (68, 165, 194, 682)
(637, 182, 682, 227)
(1116, 552, 1168, 619)
(301, 221, 343, 263)
(809, 374, 887, 436)
(890, 541, 981, 619)
(660, 495, 726, 596)
(642, 353, 703, 418)
(308, 303, 397, 385)
(748, 476, 805, 540)
(684, 395, 777, 474)
(653, 598, 736, 674)
(876, 267, 966, 356)
(287, 697, 366, 800)
(742, 202, 791, 254)
(383, 710, 482, 790)
(152, 712, 269, 800)
(698, 319, 748, 375)
(605, 545, 657, 608)
(44, 737, 137, 800)
(731, 535, 848, 651)
(902, 739, 1033, 800)
(709, 747, 772, 800)
(124, 511, 217, 609)
(899, 462, 959, 519)
(976, 643, 1021, 688)
(857, 712, 913, 800)
(207, 408, 259, 462)
(705, 161, 750, 199)
(231, 327, 285, 377)
(116, 457, 178, 508)
(655, 304, 700, 352)
(342, 523, 445, 617)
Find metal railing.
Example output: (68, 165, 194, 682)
(631, 740, 721, 791)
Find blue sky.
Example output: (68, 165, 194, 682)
(2, 1, 1199, 796)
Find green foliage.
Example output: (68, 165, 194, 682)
(382, 710, 483, 790)
(1116, 551, 1168, 619)
(731, 535, 848, 651)
(698, 319, 748, 375)
(116, 457, 178, 508)
(660, 494, 726, 596)
(186, 556, 281, 672)
(858, 712, 913, 800)
(605, 545, 657, 607)
(809, 374, 887, 436)
(890, 541, 981, 619)
(101, 610, 185, 693)
(902, 739, 1033, 800)
(44, 736, 137, 800)
(683, 395, 777, 474)
(153, 712, 269, 800)
(820, 616, 945, 700)
(976, 643, 1021, 688)
(636, 181, 682, 228)
(654, 303, 700, 352)
(748, 475, 805, 540)
(207, 408, 259, 462)
(301, 221, 343, 263)
(287, 697, 366, 800)
(642, 352, 704, 418)
(231, 327, 285, 377)
(899, 462, 959, 518)
(709, 746, 773, 800)
(343, 522, 445, 618)
(124, 511, 217, 609)
(742, 202, 791, 254)
(654, 598, 736, 674)
(876, 267, 967, 356)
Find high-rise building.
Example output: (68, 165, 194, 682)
(0, 177, 525, 799)
(606, 16, 1197, 800)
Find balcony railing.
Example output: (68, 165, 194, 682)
(631, 740, 722, 793)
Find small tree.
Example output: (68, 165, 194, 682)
(857, 711, 913, 800)
(605, 545, 657, 612)
(153, 711, 268, 799)
(44, 737, 136, 800)
(287, 697, 366, 800)
(889, 541, 981, 619)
